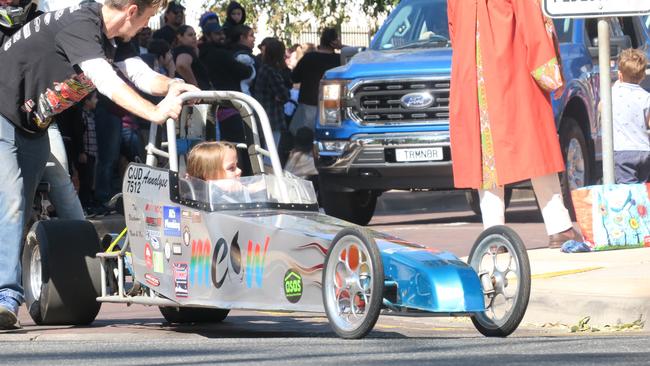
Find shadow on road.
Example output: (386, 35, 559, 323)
(371, 201, 544, 227)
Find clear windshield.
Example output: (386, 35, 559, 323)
(180, 173, 318, 209)
(371, 0, 449, 51)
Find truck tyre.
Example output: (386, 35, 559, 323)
(465, 188, 513, 216)
(320, 188, 377, 226)
(22, 220, 102, 325)
(560, 117, 591, 220)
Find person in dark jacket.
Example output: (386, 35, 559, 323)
(199, 22, 254, 174)
(199, 22, 251, 93)
(227, 24, 256, 95)
(290, 27, 342, 134)
(222, 1, 246, 38)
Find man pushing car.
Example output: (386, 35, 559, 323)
(0, 0, 198, 329)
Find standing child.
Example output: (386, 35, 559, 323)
(612, 48, 650, 183)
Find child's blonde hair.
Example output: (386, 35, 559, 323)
(186, 141, 237, 180)
(618, 48, 648, 84)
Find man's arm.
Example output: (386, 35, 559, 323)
(79, 58, 195, 124)
(116, 56, 193, 96)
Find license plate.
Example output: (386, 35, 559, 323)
(395, 147, 443, 162)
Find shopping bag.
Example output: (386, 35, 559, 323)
(571, 183, 650, 251)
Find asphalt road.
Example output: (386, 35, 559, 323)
(3, 190, 648, 365)
(1, 321, 648, 366)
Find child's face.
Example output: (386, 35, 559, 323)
(216, 148, 241, 180)
(230, 9, 243, 24)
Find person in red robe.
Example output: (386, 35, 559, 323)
(448, 0, 581, 247)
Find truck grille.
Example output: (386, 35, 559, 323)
(348, 79, 450, 125)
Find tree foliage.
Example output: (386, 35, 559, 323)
(205, 0, 399, 44)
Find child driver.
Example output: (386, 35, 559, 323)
(186, 141, 241, 180)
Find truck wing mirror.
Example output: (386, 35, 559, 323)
(588, 35, 631, 59)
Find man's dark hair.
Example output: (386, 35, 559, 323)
(147, 38, 170, 56)
(105, 0, 168, 15)
(226, 24, 251, 46)
(152, 26, 176, 46)
(176, 24, 193, 37)
(319, 27, 338, 48)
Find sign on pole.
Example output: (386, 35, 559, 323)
(543, 0, 650, 19)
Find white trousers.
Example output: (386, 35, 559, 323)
(479, 173, 572, 235)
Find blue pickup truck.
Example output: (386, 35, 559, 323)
(314, 0, 650, 225)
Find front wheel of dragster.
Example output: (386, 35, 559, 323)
(468, 225, 531, 337)
(322, 227, 384, 339)
(22, 220, 102, 325)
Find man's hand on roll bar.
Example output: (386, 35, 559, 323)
(150, 81, 200, 124)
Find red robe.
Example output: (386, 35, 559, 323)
(448, 0, 566, 189)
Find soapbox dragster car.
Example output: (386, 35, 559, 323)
(22, 91, 531, 339)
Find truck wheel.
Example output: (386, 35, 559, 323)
(468, 226, 531, 337)
(322, 227, 383, 339)
(320, 189, 377, 226)
(465, 188, 513, 216)
(159, 307, 230, 324)
(22, 220, 102, 325)
(560, 117, 591, 220)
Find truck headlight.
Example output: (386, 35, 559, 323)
(319, 80, 346, 126)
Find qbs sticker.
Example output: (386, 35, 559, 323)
(283, 269, 303, 303)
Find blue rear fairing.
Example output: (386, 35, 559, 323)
(377, 241, 485, 313)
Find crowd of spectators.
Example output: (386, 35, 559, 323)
(51, 1, 343, 217)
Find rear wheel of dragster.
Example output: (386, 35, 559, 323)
(322, 227, 384, 339)
(468, 225, 531, 337)
(22, 220, 102, 325)
(159, 306, 230, 324)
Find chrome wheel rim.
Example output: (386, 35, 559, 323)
(470, 234, 521, 327)
(30, 244, 42, 300)
(324, 235, 374, 332)
(566, 138, 585, 190)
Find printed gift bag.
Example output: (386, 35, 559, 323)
(571, 184, 650, 251)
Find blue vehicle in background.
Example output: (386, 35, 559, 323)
(314, 0, 650, 225)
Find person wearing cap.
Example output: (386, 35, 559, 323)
(198, 11, 220, 46)
(199, 21, 253, 173)
(152, 1, 184, 46)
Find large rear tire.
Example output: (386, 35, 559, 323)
(322, 227, 383, 339)
(468, 226, 531, 337)
(320, 188, 377, 226)
(159, 307, 230, 324)
(22, 220, 102, 325)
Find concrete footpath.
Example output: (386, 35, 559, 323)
(522, 246, 650, 328)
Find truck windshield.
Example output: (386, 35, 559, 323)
(371, 0, 449, 51)
(553, 18, 573, 43)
